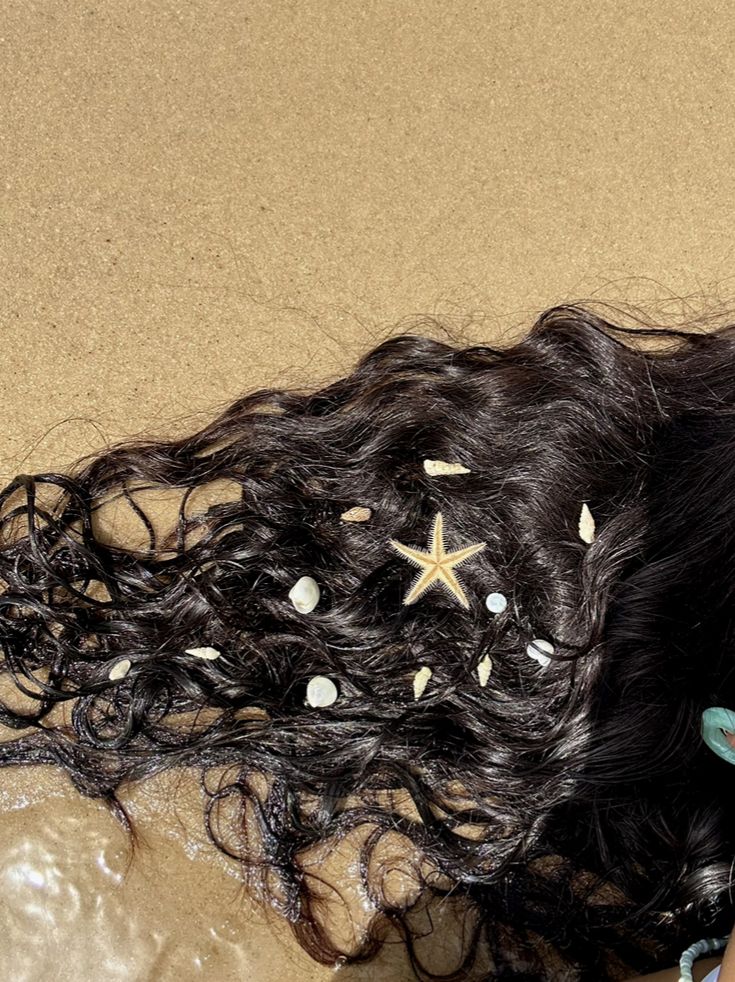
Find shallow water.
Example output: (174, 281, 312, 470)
(0, 764, 424, 982)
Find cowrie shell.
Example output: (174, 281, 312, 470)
(289, 575, 320, 613)
(413, 666, 433, 700)
(526, 638, 554, 667)
(185, 646, 221, 660)
(108, 658, 131, 681)
(477, 654, 493, 687)
(423, 458, 471, 476)
(306, 676, 338, 707)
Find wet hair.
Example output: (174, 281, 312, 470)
(3, 303, 735, 979)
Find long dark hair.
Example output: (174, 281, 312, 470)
(2, 303, 735, 979)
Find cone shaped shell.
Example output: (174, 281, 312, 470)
(413, 666, 433, 700)
(423, 458, 471, 476)
(578, 502, 595, 543)
(185, 646, 221, 660)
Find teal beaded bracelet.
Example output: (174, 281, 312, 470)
(678, 935, 728, 982)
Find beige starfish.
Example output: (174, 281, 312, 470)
(388, 511, 487, 608)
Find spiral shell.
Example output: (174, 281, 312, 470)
(578, 502, 595, 543)
(477, 654, 493, 688)
(412, 666, 433, 700)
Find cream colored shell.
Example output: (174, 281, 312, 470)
(412, 665, 433, 700)
(526, 638, 554, 667)
(288, 575, 321, 613)
(184, 646, 221, 660)
(578, 502, 595, 543)
(306, 676, 338, 707)
(423, 458, 471, 476)
(340, 506, 372, 522)
(108, 658, 131, 681)
(477, 654, 493, 687)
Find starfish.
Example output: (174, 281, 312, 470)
(388, 511, 487, 609)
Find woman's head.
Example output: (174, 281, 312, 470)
(2, 304, 735, 978)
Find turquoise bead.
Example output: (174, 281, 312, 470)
(701, 707, 735, 765)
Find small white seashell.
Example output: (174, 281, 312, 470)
(288, 575, 321, 613)
(477, 654, 493, 688)
(485, 592, 508, 614)
(184, 646, 221, 661)
(340, 506, 373, 522)
(108, 658, 131, 681)
(413, 666, 433, 701)
(526, 638, 554, 667)
(306, 675, 338, 708)
(578, 502, 596, 544)
(423, 458, 471, 476)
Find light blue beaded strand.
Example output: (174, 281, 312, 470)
(678, 935, 728, 982)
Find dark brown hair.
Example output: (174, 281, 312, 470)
(3, 303, 735, 979)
